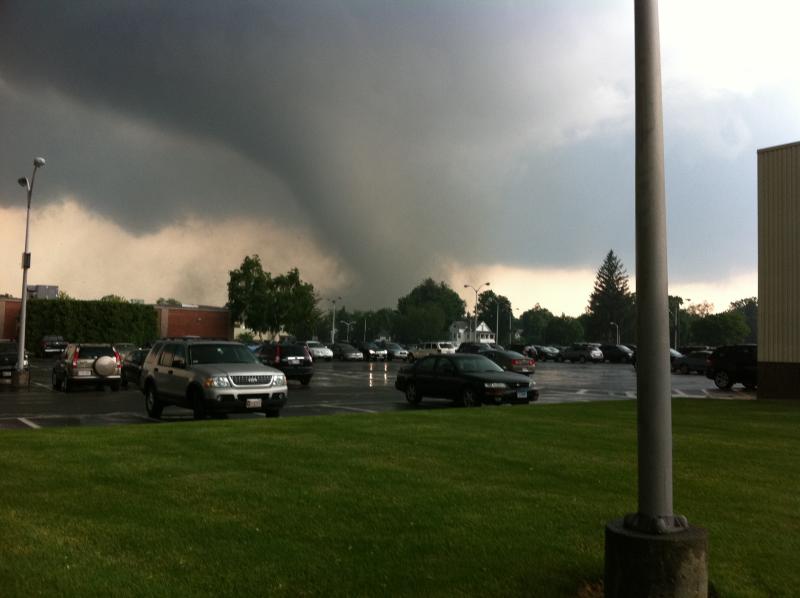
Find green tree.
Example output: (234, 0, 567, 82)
(100, 294, 127, 303)
(519, 305, 554, 344)
(226, 255, 272, 335)
(396, 279, 465, 338)
(690, 311, 750, 346)
(729, 297, 758, 343)
(544, 315, 584, 345)
(585, 250, 634, 342)
(156, 297, 182, 306)
(268, 268, 319, 339)
(394, 304, 446, 343)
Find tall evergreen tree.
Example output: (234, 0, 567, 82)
(586, 250, 633, 342)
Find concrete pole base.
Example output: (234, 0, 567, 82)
(605, 518, 708, 598)
(10, 370, 30, 388)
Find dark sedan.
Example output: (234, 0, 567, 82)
(394, 353, 538, 407)
(481, 349, 536, 376)
(256, 343, 314, 385)
(121, 348, 147, 388)
(331, 343, 364, 361)
(672, 350, 712, 374)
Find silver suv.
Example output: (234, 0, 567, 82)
(51, 343, 122, 392)
(140, 339, 288, 420)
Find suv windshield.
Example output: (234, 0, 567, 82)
(190, 344, 258, 365)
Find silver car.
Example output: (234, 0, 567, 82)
(140, 339, 288, 419)
(52, 343, 122, 392)
(304, 340, 333, 361)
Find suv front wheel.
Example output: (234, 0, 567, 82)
(714, 370, 733, 390)
(144, 383, 165, 418)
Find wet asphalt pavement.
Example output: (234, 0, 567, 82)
(0, 358, 754, 430)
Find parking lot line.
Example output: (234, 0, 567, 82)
(318, 405, 378, 414)
(18, 418, 41, 429)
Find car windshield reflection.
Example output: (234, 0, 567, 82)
(455, 356, 504, 373)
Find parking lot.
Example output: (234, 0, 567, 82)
(0, 357, 755, 430)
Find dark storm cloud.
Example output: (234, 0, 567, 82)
(3, 1, 762, 307)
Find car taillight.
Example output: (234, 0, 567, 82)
(512, 359, 522, 366)
(72, 348, 80, 368)
(114, 350, 121, 368)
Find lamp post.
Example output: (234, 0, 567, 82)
(674, 297, 690, 349)
(14, 157, 46, 386)
(464, 282, 490, 342)
(328, 296, 342, 344)
(340, 320, 354, 343)
(610, 321, 620, 345)
(509, 307, 520, 345)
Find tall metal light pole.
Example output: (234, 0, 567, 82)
(610, 321, 620, 345)
(463, 282, 490, 342)
(14, 157, 46, 385)
(340, 320, 354, 343)
(328, 296, 342, 344)
(606, 2, 707, 594)
(509, 307, 520, 345)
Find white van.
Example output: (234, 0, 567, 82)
(408, 341, 456, 362)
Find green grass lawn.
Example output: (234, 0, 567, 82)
(0, 399, 798, 597)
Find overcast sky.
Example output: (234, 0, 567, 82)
(1, 1, 797, 316)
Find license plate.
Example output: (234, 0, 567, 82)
(516, 389, 528, 399)
(77, 370, 92, 377)
(246, 398, 262, 408)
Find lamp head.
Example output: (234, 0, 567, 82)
(33, 157, 46, 168)
(18, 177, 29, 188)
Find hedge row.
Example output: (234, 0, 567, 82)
(25, 300, 158, 350)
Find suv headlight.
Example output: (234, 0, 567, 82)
(204, 376, 231, 388)
(484, 382, 507, 389)
(272, 374, 286, 386)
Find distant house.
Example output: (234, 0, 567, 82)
(449, 320, 495, 345)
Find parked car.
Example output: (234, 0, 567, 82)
(678, 345, 712, 356)
(631, 348, 685, 369)
(671, 350, 712, 374)
(533, 345, 560, 361)
(256, 343, 314, 385)
(140, 339, 288, 419)
(482, 349, 536, 376)
(52, 343, 122, 392)
(113, 342, 138, 359)
(395, 353, 539, 407)
(408, 341, 457, 362)
(39, 335, 68, 357)
(355, 341, 388, 361)
(507, 344, 538, 359)
(705, 344, 757, 390)
(558, 343, 604, 363)
(331, 343, 364, 361)
(304, 340, 333, 361)
(455, 341, 492, 354)
(600, 344, 634, 363)
(0, 340, 28, 379)
(379, 341, 409, 361)
(120, 348, 148, 388)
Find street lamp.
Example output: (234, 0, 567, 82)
(327, 296, 342, 344)
(15, 157, 46, 385)
(463, 282, 490, 342)
(340, 320, 355, 342)
(610, 321, 620, 345)
(674, 298, 690, 349)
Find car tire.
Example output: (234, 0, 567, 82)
(679, 364, 690, 375)
(144, 384, 165, 419)
(405, 383, 422, 405)
(407, 354, 415, 363)
(300, 376, 312, 386)
(63, 377, 72, 393)
(121, 372, 129, 389)
(265, 409, 280, 418)
(714, 371, 733, 390)
(51, 371, 60, 391)
(110, 381, 121, 392)
(579, 355, 586, 363)
(461, 387, 482, 408)
(192, 388, 207, 420)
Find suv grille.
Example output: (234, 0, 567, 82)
(230, 374, 273, 386)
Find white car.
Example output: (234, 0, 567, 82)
(305, 340, 333, 361)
